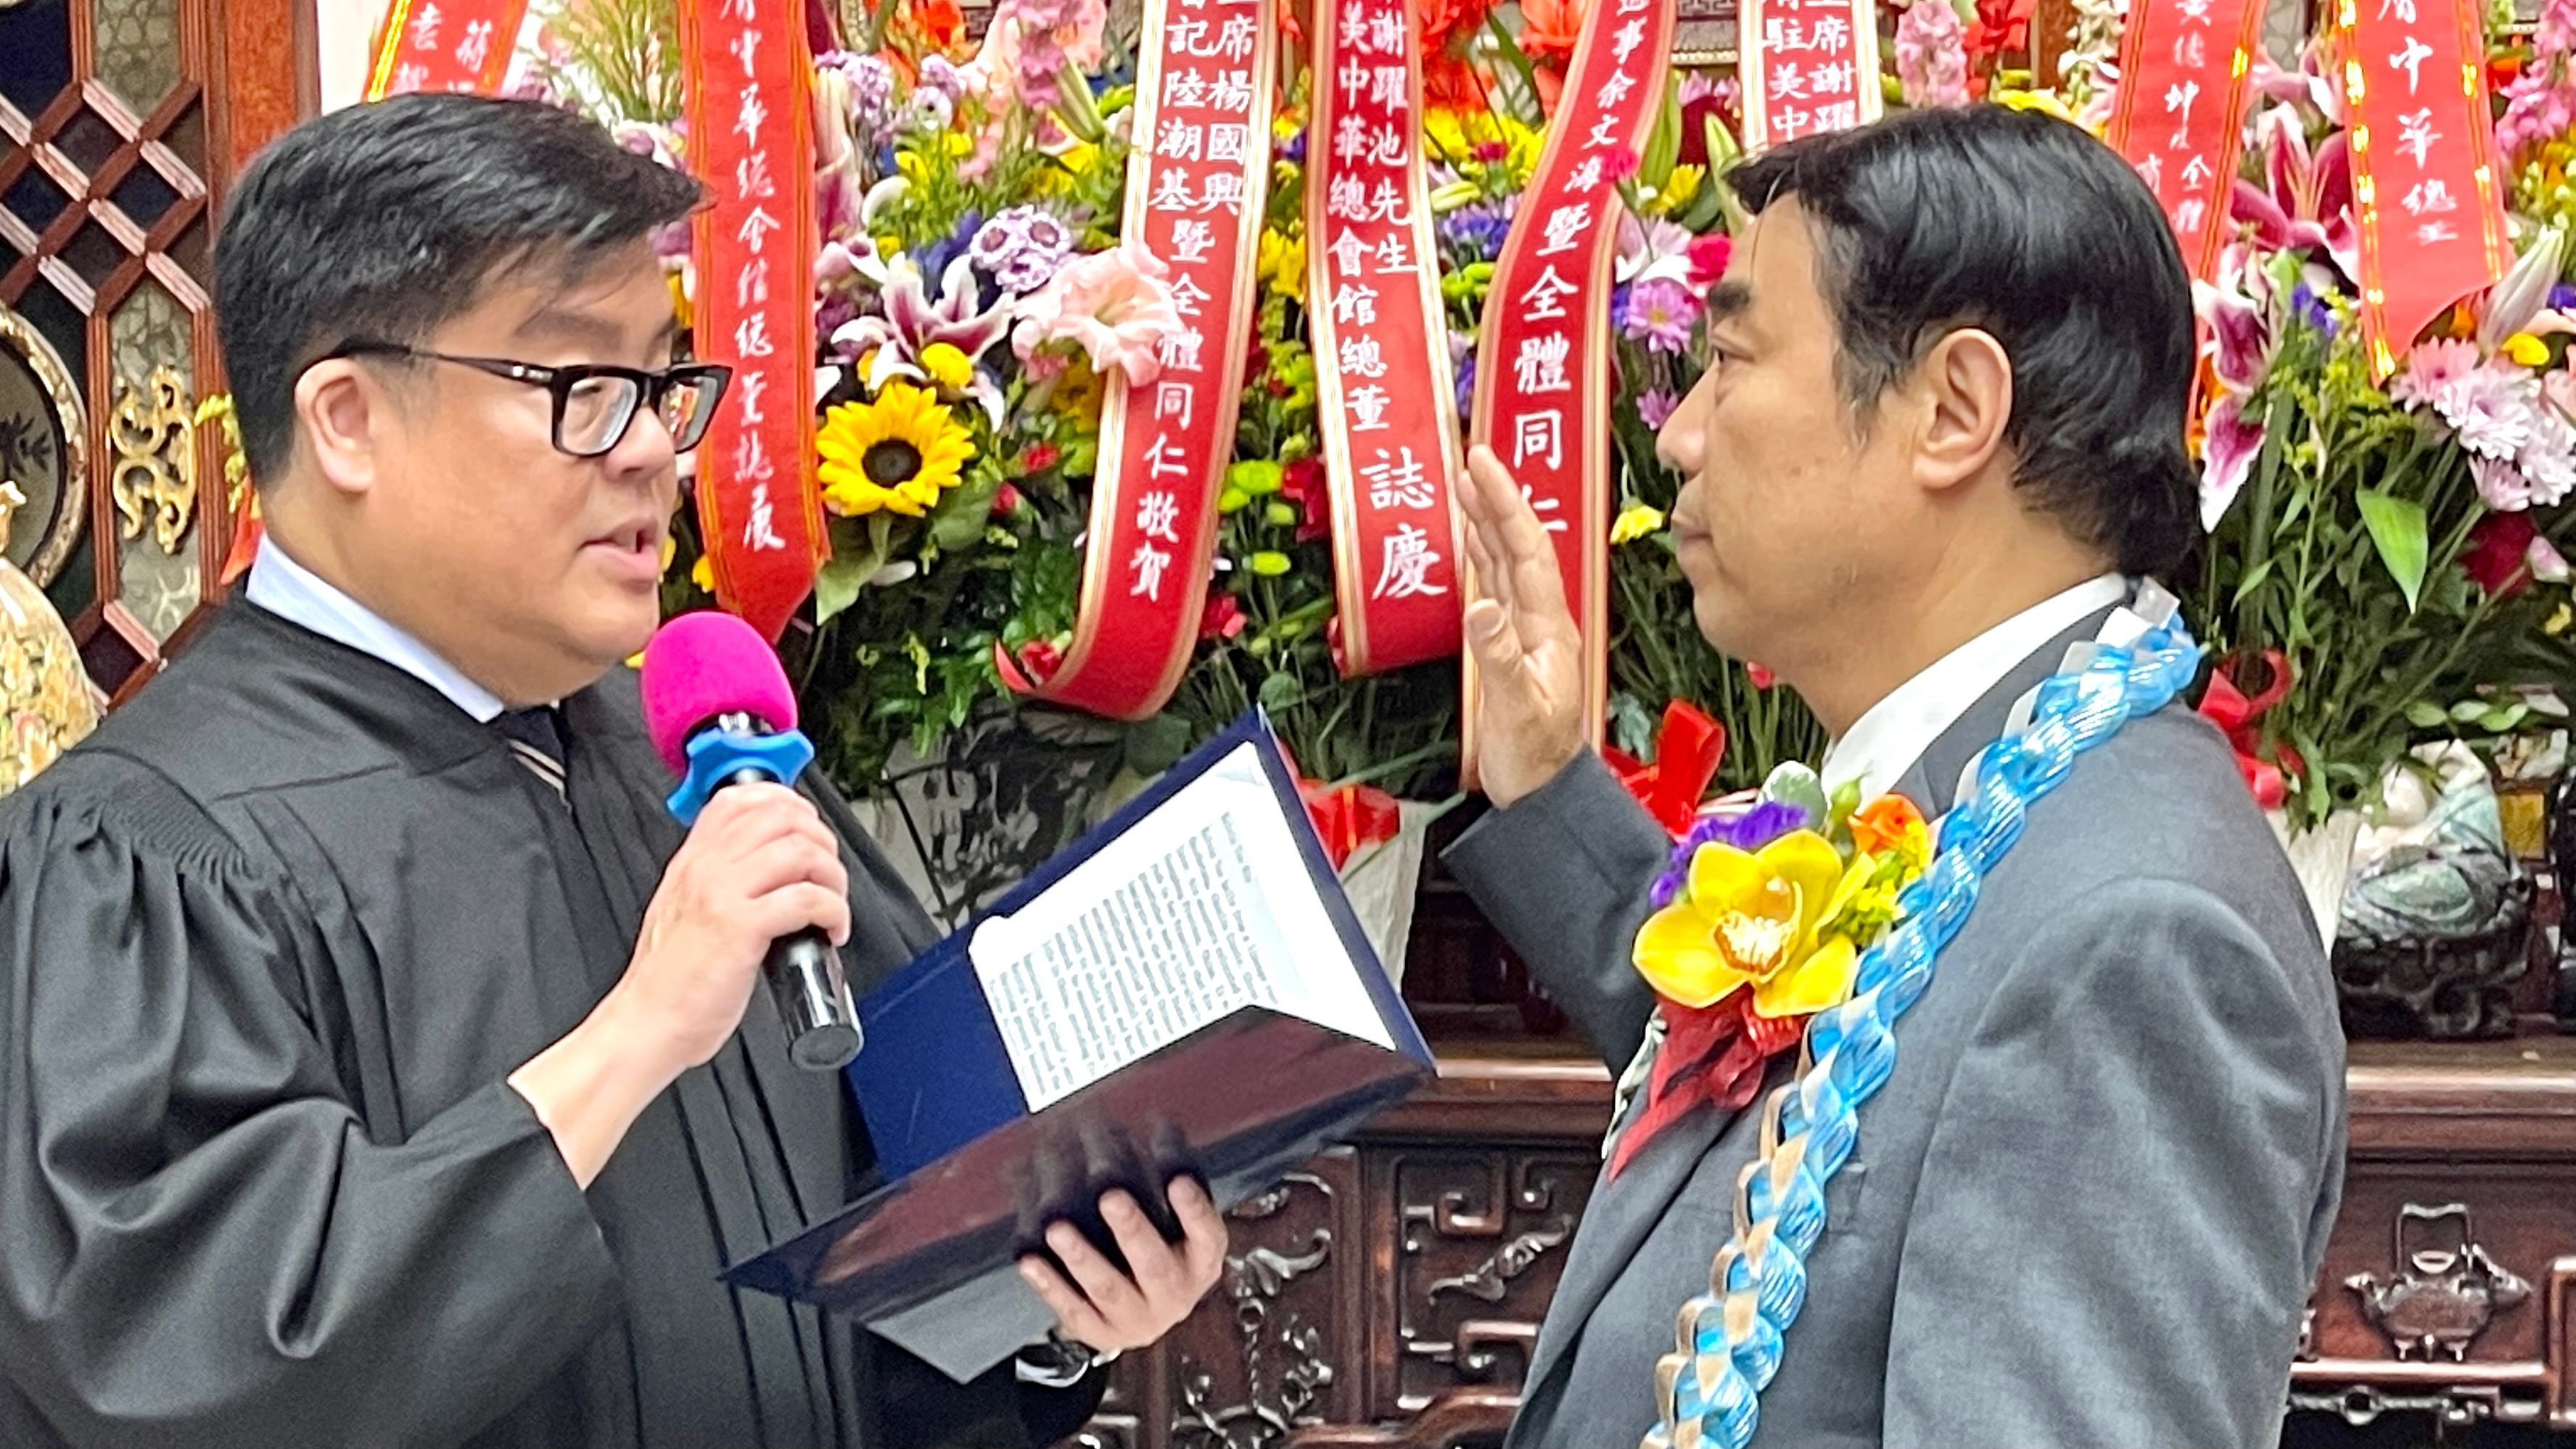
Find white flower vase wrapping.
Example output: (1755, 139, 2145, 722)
(2268, 808, 2365, 952)
(1336, 801, 1439, 987)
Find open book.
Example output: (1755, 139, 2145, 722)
(726, 711, 1434, 1381)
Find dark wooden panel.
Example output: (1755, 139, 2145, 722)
(1070, 1027, 2576, 1447)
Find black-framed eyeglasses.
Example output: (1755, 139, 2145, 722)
(319, 342, 733, 459)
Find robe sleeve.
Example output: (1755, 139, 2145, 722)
(0, 759, 625, 1448)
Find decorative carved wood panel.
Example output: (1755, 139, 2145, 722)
(0, 0, 304, 700)
(2290, 1038, 2576, 1435)
(1069, 1037, 2576, 1449)
(1378, 1150, 1590, 1418)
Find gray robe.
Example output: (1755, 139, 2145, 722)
(1446, 616, 2346, 1449)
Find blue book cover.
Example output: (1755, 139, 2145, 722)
(725, 710, 1435, 1378)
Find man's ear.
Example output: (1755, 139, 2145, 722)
(292, 359, 394, 500)
(1911, 327, 2013, 496)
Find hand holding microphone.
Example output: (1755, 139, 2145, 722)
(636, 612, 865, 1072)
(507, 615, 860, 1188)
(621, 784, 851, 1072)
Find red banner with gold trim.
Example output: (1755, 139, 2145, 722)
(2342, 0, 2508, 378)
(681, 0, 831, 640)
(2104, 0, 2264, 280)
(367, 0, 525, 99)
(1308, 0, 1465, 677)
(1000, 0, 1278, 718)
(1464, 0, 1675, 764)
(1740, 0, 1881, 149)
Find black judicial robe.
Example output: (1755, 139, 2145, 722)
(0, 602, 1104, 1449)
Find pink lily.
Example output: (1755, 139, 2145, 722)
(2247, 42, 2343, 125)
(2199, 391, 2266, 532)
(2192, 252, 2276, 395)
(2231, 108, 2358, 280)
(830, 255, 1014, 427)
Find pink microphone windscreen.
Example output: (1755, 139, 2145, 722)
(639, 611, 801, 776)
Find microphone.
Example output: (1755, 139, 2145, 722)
(639, 611, 863, 1071)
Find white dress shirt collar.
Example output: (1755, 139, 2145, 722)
(1818, 572, 2131, 806)
(244, 540, 509, 723)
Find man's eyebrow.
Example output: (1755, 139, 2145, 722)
(512, 304, 635, 353)
(1705, 280, 1753, 323)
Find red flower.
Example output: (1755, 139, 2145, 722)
(2463, 512, 2540, 599)
(1473, 140, 1510, 163)
(1962, 0, 2032, 60)
(1424, 53, 1489, 110)
(1024, 442, 1061, 473)
(1280, 456, 1332, 542)
(1746, 662, 1777, 690)
(1685, 234, 1733, 290)
(991, 483, 1026, 518)
(1605, 144, 1642, 182)
(1016, 639, 1063, 684)
(1201, 592, 1248, 641)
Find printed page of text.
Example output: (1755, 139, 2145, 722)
(967, 742, 1391, 1109)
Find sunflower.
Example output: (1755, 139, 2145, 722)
(817, 382, 975, 518)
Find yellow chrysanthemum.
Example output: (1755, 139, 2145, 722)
(816, 382, 976, 518)
(1633, 831, 1862, 1018)
(1610, 503, 1665, 544)
(1259, 230, 1306, 302)
(920, 342, 974, 393)
(1055, 362, 1106, 428)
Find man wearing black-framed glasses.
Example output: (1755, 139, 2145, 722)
(0, 94, 1222, 1449)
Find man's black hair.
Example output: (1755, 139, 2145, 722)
(214, 92, 704, 482)
(1729, 105, 2200, 578)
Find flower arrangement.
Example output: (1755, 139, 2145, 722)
(2184, 36, 2576, 831)
(530, 0, 1822, 810)
(513, 0, 2572, 847)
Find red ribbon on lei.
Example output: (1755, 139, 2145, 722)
(1608, 993, 1803, 1180)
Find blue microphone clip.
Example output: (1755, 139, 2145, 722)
(666, 725, 818, 826)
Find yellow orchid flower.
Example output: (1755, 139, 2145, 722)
(2505, 332, 2552, 366)
(1633, 830, 1861, 1018)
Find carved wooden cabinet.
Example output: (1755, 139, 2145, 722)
(1066, 1036, 2576, 1449)
(2290, 1038, 2576, 1438)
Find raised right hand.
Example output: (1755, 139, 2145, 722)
(1457, 444, 1587, 809)
(616, 782, 852, 1073)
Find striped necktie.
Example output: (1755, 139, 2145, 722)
(493, 705, 569, 800)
